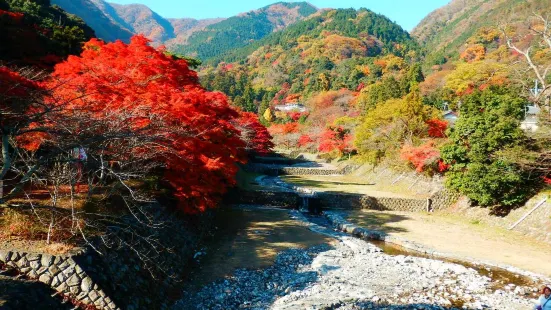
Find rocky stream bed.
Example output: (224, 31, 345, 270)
(174, 207, 544, 310)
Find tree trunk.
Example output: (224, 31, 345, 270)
(0, 134, 11, 199)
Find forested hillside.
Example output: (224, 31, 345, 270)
(0, 0, 95, 66)
(200, 8, 425, 167)
(173, 2, 318, 61)
(412, 0, 550, 66)
(52, 0, 316, 54)
(51, 0, 133, 42)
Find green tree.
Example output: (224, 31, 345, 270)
(402, 63, 424, 93)
(441, 87, 532, 207)
(242, 84, 257, 112)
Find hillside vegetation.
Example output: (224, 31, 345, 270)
(412, 0, 550, 65)
(0, 0, 95, 66)
(174, 2, 318, 61)
(196, 2, 551, 210)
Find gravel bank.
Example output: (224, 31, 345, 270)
(174, 210, 539, 310)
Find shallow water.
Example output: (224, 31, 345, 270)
(370, 239, 536, 288)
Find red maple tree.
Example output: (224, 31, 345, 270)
(36, 36, 248, 212)
(426, 119, 448, 138)
(297, 134, 314, 148)
(400, 141, 442, 173)
(318, 126, 353, 154)
(235, 112, 274, 156)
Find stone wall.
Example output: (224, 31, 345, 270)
(430, 189, 461, 211)
(244, 164, 345, 176)
(312, 192, 430, 212)
(0, 204, 212, 310)
(0, 249, 117, 309)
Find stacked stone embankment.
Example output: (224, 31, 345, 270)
(0, 203, 212, 310)
(0, 249, 117, 309)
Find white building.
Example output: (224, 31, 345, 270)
(274, 103, 308, 112)
(521, 104, 541, 132)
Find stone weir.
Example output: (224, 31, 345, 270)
(0, 204, 212, 310)
(248, 175, 460, 213)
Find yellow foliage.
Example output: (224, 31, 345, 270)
(445, 61, 508, 94)
(355, 93, 440, 163)
(263, 108, 274, 122)
(467, 27, 501, 45)
(356, 65, 371, 75)
(378, 54, 406, 74)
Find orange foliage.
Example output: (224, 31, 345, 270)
(285, 93, 301, 103)
(268, 122, 300, 135)
(400, 141, 441, 173)
(460, 45, 486, 62)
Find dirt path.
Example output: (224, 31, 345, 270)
(345, 210, 551, 278)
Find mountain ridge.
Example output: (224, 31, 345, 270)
(52, 0, 318, 58)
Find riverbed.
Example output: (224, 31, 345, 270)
(175, 205, 542, 309)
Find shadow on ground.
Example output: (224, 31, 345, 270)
(0, 275, 72, 310)
(184, 205, 332, 287)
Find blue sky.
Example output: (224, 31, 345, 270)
(108, 0, 450, 31)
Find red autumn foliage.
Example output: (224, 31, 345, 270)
(0, 67, 48, 151)
(0, 9, 24, 23)
(426, 119, 448, 138)
(318, 126, 353, 154)
(437, 159, 450, 173)
(272, 82, 291, 104)
(400, 141, 441, 173)
(236, 112, 274, 156)
(42, 36, 248, 213)
(297, 134, 314, 147)
(288, 112, 309, 121)
(543, 176, 551, 185)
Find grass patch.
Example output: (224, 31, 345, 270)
(280, 175, 427, 198)
(470, 219, 481, 225)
